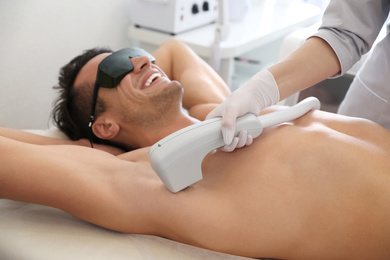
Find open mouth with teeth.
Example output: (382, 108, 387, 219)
(144, 73, 161, 89)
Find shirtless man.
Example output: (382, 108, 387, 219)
(1, 40, 390, 259)
(50, 39, 230, 151)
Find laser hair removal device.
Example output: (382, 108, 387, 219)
(149, 97, 321, 193)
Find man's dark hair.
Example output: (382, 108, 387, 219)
(51, 47, 113, 143)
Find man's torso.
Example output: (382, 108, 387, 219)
(146, 109, 390, 259)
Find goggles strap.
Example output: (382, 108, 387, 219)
(88, 82, 100, 148)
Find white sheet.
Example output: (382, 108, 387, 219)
(0, 128, 254, 260)
(0, 200, 252, 260)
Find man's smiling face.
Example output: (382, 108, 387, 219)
(74, 51, 184, 145)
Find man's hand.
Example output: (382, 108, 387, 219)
(206, 70, 279, 152)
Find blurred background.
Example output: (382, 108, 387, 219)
(0, 0, 330, 130)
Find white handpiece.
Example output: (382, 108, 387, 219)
(149, 113, 262, 193)
(149, 97, 320, 193)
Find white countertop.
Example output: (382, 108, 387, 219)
(129, 0, 321, 59)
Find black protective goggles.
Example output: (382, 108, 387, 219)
(88, 47, 155, 146)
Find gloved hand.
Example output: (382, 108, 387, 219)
(206, 69, 280, 152)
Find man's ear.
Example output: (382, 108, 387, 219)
(92, 118, 120, 140)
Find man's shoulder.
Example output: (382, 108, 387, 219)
(117, 147, 150, 162)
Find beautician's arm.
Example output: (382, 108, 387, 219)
(205, 36, 341, 150)
(153, 39, 230, 117)
(269, 36, 341, 100)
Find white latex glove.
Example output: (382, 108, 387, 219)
(206, 69, 280, 151)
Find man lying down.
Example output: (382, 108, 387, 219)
(1, 39, 389, 260)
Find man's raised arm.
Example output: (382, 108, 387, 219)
(0, 136, 157, 234)
(152, 39, 231, 119)
(0, 127, 124, 155)
(0, 126, 77, 145)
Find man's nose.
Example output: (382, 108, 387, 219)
(131, 56, 151, 73)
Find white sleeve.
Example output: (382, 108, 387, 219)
(311, 0, 390, 76)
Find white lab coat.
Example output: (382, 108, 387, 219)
(312, 0, 390, 130)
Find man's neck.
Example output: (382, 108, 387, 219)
(120, 112, 200, 150)
(149, 113, 199, 145)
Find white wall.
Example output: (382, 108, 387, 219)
(0, 0, 132, 129)
(0, 0, 330, 130)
